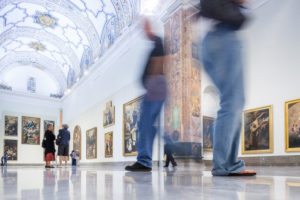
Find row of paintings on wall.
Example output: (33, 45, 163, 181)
(73, 96, 143, 159)
(3, 129, 113, 161)
(203, 98, 300, 154)
(5, 115, 55, 145)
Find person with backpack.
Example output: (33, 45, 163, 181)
(195, 0, 256, 176)
(56, 124, 70, 168)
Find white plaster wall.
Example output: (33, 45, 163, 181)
(201, 0, 300, 159)
(0, 91, 60, 164)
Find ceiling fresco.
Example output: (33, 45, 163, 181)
(0, 0, 140, 97)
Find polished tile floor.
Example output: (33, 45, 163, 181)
(0, 164, 300, 200)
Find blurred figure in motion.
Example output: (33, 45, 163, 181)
(164, 134, 177, 168)
(125, 18, 167, 172)
(196, 0, 256, 176)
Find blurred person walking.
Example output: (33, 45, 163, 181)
(164, 134, 177, 168)
(42, 124, 56, 168)
(125, 18, 167, 172)
(196, 0, 256, 176)
(57, 124, 70, 167)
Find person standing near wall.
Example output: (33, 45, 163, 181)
(195, 0, 256, 176)
(125, 18, 167, 172)
(57, 124, 70, 168)
(43, 124, 56, 168)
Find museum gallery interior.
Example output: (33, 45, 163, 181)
(0, 0, 300, 199)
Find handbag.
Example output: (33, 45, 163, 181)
(56, 135, 61, 146)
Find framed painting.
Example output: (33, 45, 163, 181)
(203, 116, 214, 152)
(86, 127, 97, 159)
(5, 115, 18, 136)
(105, 132, 113, 158)
(22, 116, 40, 145)
(73, 125, 82, 159)
(242, 105, 273, 154)
(4, 139, 18, 160)
(123, 96, 143, 156)
(285, 98, 300, 152)
(103, 101, 115, 128)
(44, 120, 55, 134)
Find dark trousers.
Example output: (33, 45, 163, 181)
(72, 159, 76, 166)
(165, 152, 176, 167)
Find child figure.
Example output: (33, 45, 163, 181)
(70, 150, 77, 166)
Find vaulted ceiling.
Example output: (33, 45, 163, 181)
(0, 0, 140, 97)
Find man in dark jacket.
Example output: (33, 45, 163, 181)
(57, 124, 70, 167)
(125, 18, 167, 172)
(197, 0, 256, 176)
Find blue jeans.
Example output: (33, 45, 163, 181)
(137, 99, 164, 168)
(201, 25, 246, 176)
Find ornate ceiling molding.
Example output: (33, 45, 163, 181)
(0, 27, 81, 76)
(0, 0, 100, 58)
(0, 51, 67, 93)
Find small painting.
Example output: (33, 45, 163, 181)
(103, 101, 115, 128)
(105, 132, 113, 158)
(44, 120, 55, 134)
(4, 139, 17, 160)
(86, 127, 97, 159)
(285, 99, 300, 152)
(5, 116, 18, 136)
(22, 116, 40, 145)
(123, 96, 143, 156)
(242, 105, 273, 154)
(203, 116, 214, 151)
(73, 125, 81, 159)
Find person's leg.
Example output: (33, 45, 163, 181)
(165, 153, 170, 167)
(64, 156, 68, 167)
(201, 30, 247, 176)
(169, 154, 177, 167)
(59, 156, 63, 166)
(136, 100, 164, 168)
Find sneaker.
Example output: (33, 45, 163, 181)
(125, 162, 152, 172)
(163, 165, 169, 168)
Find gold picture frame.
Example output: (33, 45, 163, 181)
(242, 105, 273, 154)
(86, 127, 97, 159)
(103, 101, 115, 128)
(285, 98, 300, 152)
(105, 131, 113, 158)
(123, 96, 143, 156)
(5, 115, 18, 136)
(21, 116, 41, 145)
(73, 125, 82, 160)
(203, 116, 214, 152)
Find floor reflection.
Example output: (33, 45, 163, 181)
(0, 166, 300, 200)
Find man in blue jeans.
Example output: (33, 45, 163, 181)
(125, 19, 167, 172)
(199, 0, 256, 176)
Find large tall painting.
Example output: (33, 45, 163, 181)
(105, 132, 113, 158)
(4, 139, 17, 160)
(5, 116, 18, 136)
(242, 106, 273, 154)
(73, 125, 82, 159)
(285, 98, 300, 152)
(22, 116, 40, 145)
(86, 127, 97, 159)
(103, 101, 115, 128)
(203, 116, 214, 152)
(123, 96, 143, 156)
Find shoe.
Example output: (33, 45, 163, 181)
(172, 162, 177, 167)
(228, 170, 256, 176)
(125, 162, 152, 172)
(45, 166, 52, 168)
(163, 165, 169, 168)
